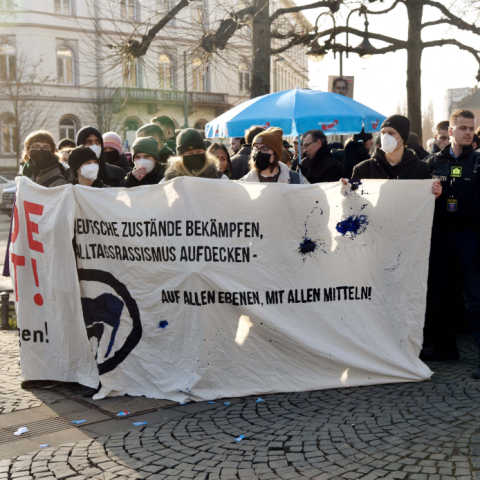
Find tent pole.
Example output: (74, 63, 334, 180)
(298, 134, 302, 165)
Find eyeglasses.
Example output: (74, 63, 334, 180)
(302, 141, 316, 149)
(30, 145, 52, 151)
(253, 146, 273, 154)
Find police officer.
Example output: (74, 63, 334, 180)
(423, 109, 480, 378)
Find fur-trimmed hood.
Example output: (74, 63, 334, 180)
(163, 152, 226, 180)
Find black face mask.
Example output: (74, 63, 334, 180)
(184, 153, 206, 171)
(29, 150, 58, 171)
(252, 150, 272, 171)
(104, 150, 120, 164)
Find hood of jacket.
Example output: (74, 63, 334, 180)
(241, 160, 292, 183)
(372, 147, 420, 170)
(164, 152, 223, 181)
(76, 126, 107, 181)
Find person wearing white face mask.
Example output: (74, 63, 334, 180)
(340, 114, 441, 199)
(76, 126, 125, 187)
(122, 136, 164, 187)
(68, 146, 109, 188)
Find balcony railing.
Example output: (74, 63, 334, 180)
(111, 88, 229, 105)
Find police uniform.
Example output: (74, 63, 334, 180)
(426, 144, 480, 368)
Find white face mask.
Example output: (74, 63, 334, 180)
(80, 163, 99, 181)
(89, 144, 102, 159)
(134, 158, 155, 174)
(381, 133, 402, 154)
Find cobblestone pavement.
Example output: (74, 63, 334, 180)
(1, 333, 480, 479)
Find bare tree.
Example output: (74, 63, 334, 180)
(422, 100, 435, 146)
(0, 53, 53, 167)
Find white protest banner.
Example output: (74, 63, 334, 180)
(15, 177, 434, 401)
(11, 178, 98, 388)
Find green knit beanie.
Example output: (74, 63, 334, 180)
(176, 128, 205, 155)
(132, 136, 159, 162)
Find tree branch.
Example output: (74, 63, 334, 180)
(421, 19, 452, 29)
(422, 0, 480, 34)
(269, 0, 340, 24)
(125, 0, 190, 58)
(360, 0, 404, 16)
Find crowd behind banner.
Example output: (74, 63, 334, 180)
(11, 108, 480, 391)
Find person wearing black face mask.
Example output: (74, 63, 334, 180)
(102, 132, 132, 174)
(22, 130, 68, 187)
(162, 128, 227, 181)
(240, 127, 308, 184)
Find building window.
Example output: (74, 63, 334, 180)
(1, 115, 16, 154)
(159, 54, 172, 89)
(54, 0, 71, 13)
(192, 58, 205, 91)
(0, 0, 14, 9)
(120, 0, 135, 19)
(123, 58, 138, 87)
(189, 0, 204, 26)
(57, 46, 74, 84)
(239, 63, 250, 93)
(0, 43, 16, 82)
(124, 118, 139, 149)
(159, 0, 176, 24)
(59, 116, 77, 140)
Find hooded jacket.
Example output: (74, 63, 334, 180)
(76, 126, 125, 187)
(107, 152, 132, 174)
(240, 160, 309, 184)
(163, 152, 227, 181)
(408, 143, 430, 161)
(343, 141, 370, 179)
(22, 159, 68, 187)
(296, 144, 342, 184)
(352, 147, 431, 180)
(230, 144, 252, 180)
(428, 142, 441, 155)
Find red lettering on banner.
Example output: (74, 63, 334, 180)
(31, 259, 44, 306)
(24, 201, 44, 253)
(12, 204, 19, 244)
(11, 253, 25, 301)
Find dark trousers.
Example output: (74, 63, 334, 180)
(428, 228, 480, 357)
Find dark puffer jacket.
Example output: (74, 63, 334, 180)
(295, 144, 342, 183)
(76, 126, 125, 187)
(352, 147, 431, 179)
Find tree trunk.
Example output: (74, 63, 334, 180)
(406, 0, 423, 140)
(250, 0, 271, 98)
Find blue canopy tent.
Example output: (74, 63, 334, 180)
(205, 88, 386, 162)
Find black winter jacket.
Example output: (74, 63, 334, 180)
(343, 141, 370, 179)
(408, 143, 430, 161)
(122, 162, 166, 188)
(352, 148, 431, 180)
(296, 144, 342, 183)
(108, 153, 132, 174)
(230, 145, 252, 180)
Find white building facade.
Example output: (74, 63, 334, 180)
(0, 0, 309, 169)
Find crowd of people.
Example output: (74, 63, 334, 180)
(16, 108, 480, 379)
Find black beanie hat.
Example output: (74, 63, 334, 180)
(68, 145, 98, 176)
(58, 138, 76, 150)
(176, 128, 206, 155)
(353, 128, 373, 143)
(381, 115, 410, 144)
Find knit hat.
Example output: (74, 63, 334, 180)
(176, 128, 206, 155)
(381, 115, 410, 144)
(353, 128, 373, 143)
(132, 136, 159, 162)
(68, 145, 98, 175)
(103, 132, 123, 154)
(57, 138, 76, 151)
(252, 127, 284, 160)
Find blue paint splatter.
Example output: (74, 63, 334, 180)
(348, 179, 362, 191)
(299, 237, 318, 255)
(159, 320, 168, 329)
(336, 215, 368, 238)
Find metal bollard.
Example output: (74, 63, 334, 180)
(1, 292, 10, 330)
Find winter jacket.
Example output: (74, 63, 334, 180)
(343, 141, 370, 179)
(427, 144, 480, 230)
(123, 162, 166, 188)
(22, 162, 68, 187)
(159, 145, 174, 165)
(428, 143, 441, 155)
(408, 143, 430, 161)
(230, 144, 252, 180)
(352, 147, 431, 180)
(165, 138, 177, 154)
(109, 153, 132, 174)
(162, 153, 228, 181)
(295, 144, 342, 184)
(240, 160, 309, 184)
(76, 126, 126, 187)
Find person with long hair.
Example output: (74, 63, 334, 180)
(208, 143, 232, 179)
